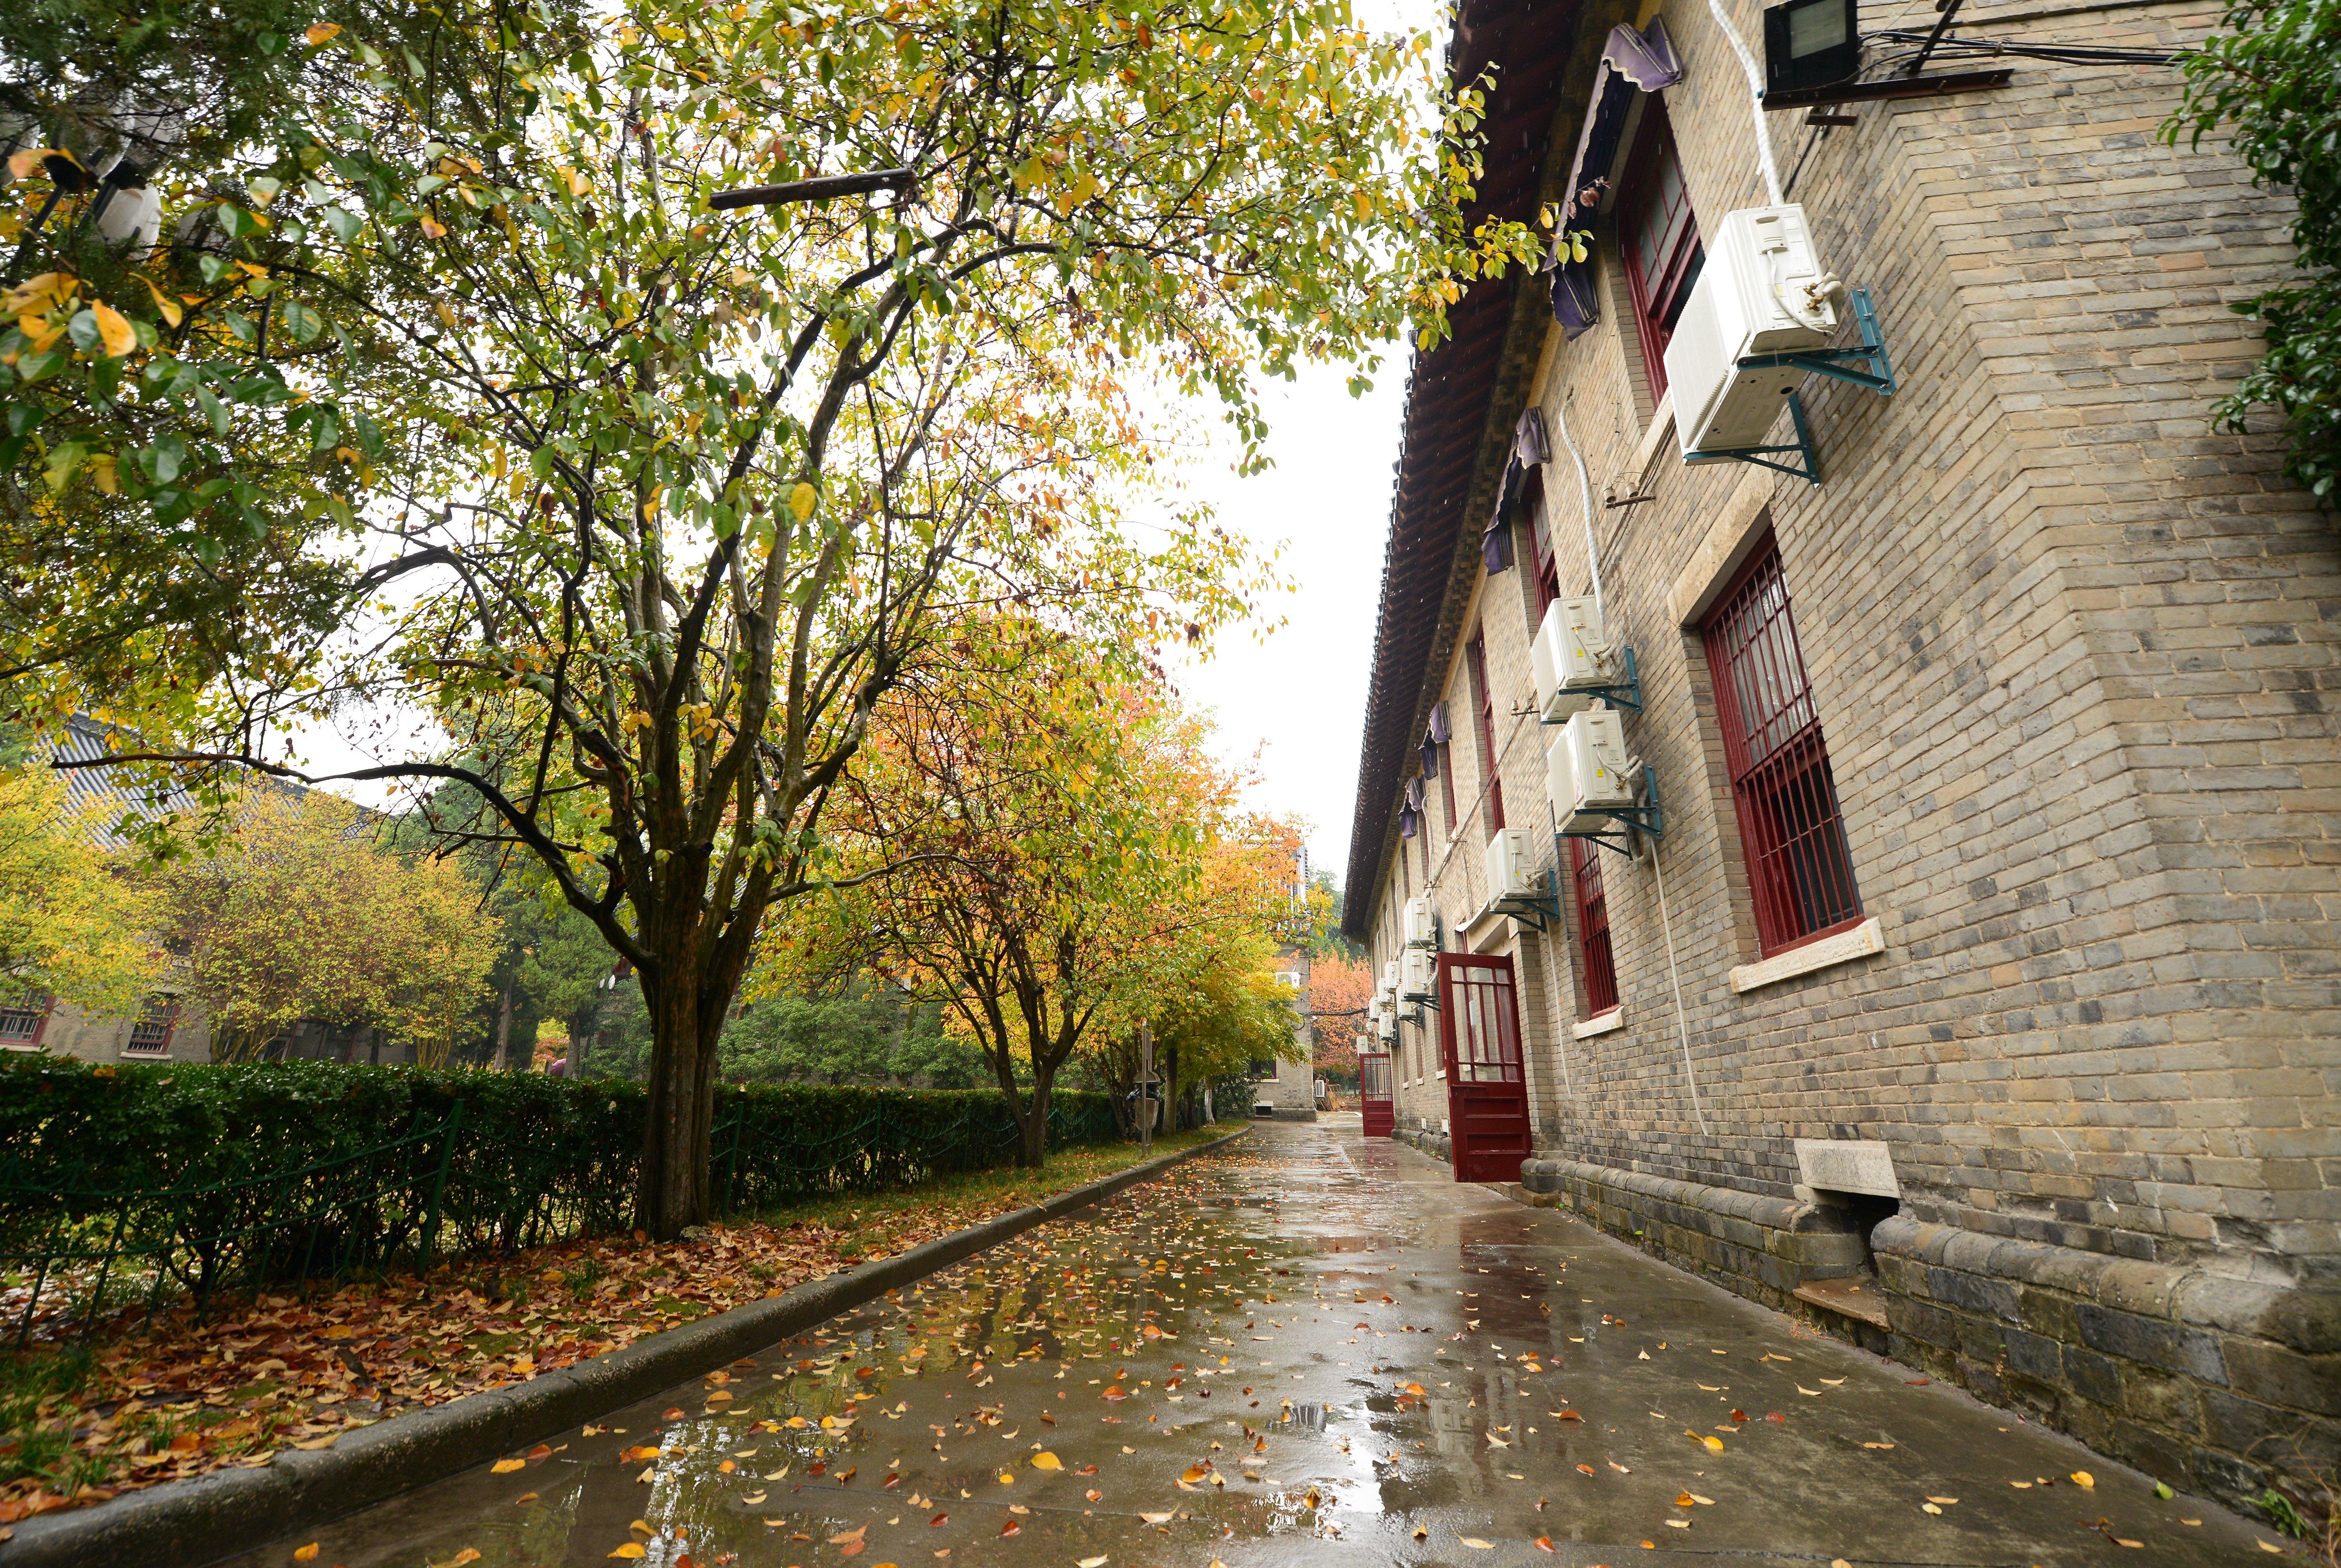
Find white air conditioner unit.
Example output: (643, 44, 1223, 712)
(1400, 945, 1435, 1002)
(1379, 959, 1400, 1008)
(1376, 1008, 1397, 1042)
(1275, 970, 1302, 990)
(96, 184, 163, 253)
(1665, 205, 1840, 458)
(1530, 595, 1618, 721)
(1547, 708, 1639, 834)
(1484, 826, 1537, 903)
(1403, 895, 1437, 948)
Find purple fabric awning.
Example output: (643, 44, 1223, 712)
(1428, 701, 1452, 746)
(1543, 20, 1684, 338)
(1406, 777, 1425, 812)
(1399, 805, 1420, 840)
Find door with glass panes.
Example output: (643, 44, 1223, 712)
(1436, 952, 1532, 1182)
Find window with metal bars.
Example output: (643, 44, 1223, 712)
(1620, 101, 1704, 402)
(1567, 838, 1620, 1015)
(0, 992, 50, 1047)
(1702, 537, 1863, 956)
(1467, 635, 1505, 833)
(125, 995, 179, 1055)
(1526, 483, 1561, 622)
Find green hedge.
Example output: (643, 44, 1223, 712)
(0, 1059, 1117, 1335)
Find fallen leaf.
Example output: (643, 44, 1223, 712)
(513, 1494, 538, 1506)
(1926, 1496, 1957, 1506)
(1180, 1464, 1210, 1484)
(997, 1521, 1020, 1538)
(1797, 1386, 1822, 1397)
(607, 1550, 645, 1562)
(1921, 1503, 1942, 1516)
(1079, 1558, 1107, 1567)
(491, 1459, 526, 1474)
(1030, 1452, 1062, 1471)
(294, 1546, 320, 1563)
(437, 1555, 482, 1568)
(1140, 1512, 1174, 1525)
(1534, 1537, 1555, 1552)
(1819, 1378, 1844, 1387)
(1459, 1538, 1494, 1549)
(831, 1528, 868, 1547)
(2071, 1472, 2095, 1489)
(2154, 1482, 2175, 1501)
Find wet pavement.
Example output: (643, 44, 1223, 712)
(224, 1119, 2293, 1568)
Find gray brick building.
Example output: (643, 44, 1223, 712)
(1343, 0, 2337, 1518)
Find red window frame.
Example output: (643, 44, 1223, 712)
(1436, 952, 1524, 1085)
(1467, 636, 1505, 833)
(126, 995, 180, 1055)
(1702, 538, 1864, 956)
(1619, 101, 1703, 402)
(1523, 474, 1560, 622)
(0, 992, 52, 1048)
(1567, 838, 1620, 1016)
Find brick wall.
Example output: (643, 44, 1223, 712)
(1358, 0, 2337, 1515)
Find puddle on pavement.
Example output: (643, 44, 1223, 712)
(218, 1130, 2293, 1568)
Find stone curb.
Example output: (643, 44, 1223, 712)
(0, 1127, 1251, 1568)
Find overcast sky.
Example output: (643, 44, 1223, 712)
(1162, 365, 1405, 891)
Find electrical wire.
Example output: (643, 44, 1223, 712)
(1646, 829, 1710, 1135)
(1553, 395, 1602, 627)
(1865, 29, 2185, 68)
(1709, 0, 1786, 205)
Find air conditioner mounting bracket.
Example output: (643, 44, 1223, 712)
(1485, 867, 1564, 934)
(1683, 288, 1896, 488)
(1539, 643, 1644, 719)
(1556, 768, 1664, 859)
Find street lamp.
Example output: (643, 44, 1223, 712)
(708, 167, 917, 211)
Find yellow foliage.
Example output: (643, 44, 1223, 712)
(0, 768, 159, 1018)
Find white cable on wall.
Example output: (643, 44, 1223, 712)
(1647, 832, 1711, 1134)
(1708, 0, 1786, 206)
(1553, 396, 1603, 627)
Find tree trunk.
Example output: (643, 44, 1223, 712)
(1020, 1067, 1052, 1169)
(492, 971, 517, 1072)
(635, 963, 726, 1237)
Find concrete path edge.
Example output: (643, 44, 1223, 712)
(0, 1127, 1251, 1568)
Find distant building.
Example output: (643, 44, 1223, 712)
(1254, 947, 1317, 1121)
(5, 716, 415, 1068)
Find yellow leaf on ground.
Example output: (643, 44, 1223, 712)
(2071, 1472, 2095, 1489)
(607, 1548, 645, 1561)
(491, 1459, 526, 1473)
(1030, 1452, 1062, 1470)
(1458, 1539, 1493, 1549)
(293, 1545, 320, 1563)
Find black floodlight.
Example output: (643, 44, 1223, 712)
(1764, 0, 1862, 97)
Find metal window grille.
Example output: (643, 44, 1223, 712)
(125, 997, 178, 1054)
(1527, 487, 1561, 620)
(1702, 539, 1863, 955)
(1568, 838, 1620, 1015)
(1621, 102, 1705, 400)
(0, 995, 49, 1045)
(1438, 954, 1523, 1084)
(1468, 636, 1506, 832)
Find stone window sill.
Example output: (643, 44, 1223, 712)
(1729, 916, 1886, 994)
(1572, 1008, 1625, 1040)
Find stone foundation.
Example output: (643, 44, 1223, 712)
(1876, 1218, 2341, 1517)
(1517, 1157, 1878, 1340)
(1513, 1154, 2341, 1520)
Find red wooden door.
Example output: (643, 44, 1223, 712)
(1358, 1051, 1394, 1137)
(1438, 952, 1533, 1182)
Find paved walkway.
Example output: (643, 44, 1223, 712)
(225, 1120, 2292, 1567)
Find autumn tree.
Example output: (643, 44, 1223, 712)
(25, 0, 1533, 1233)
(0, 767, 158, 1017)
(1306, 949, 1371, 1081)
(158, 791, 500, 1064)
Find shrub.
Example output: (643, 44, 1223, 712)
(0, 1058, 1116, 1332)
